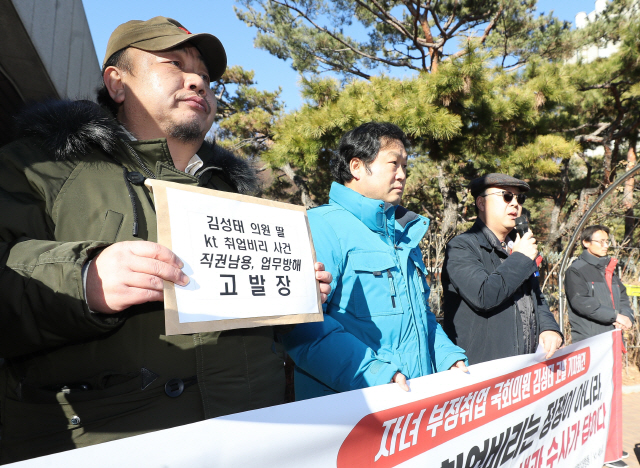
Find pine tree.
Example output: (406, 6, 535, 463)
(212, 65, 319, 205)
(542, 0, 640, 245)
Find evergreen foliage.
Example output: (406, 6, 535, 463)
(214, 0, 640, 283)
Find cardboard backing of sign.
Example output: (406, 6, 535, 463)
(146, 179, 323, 335)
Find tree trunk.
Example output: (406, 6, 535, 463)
(603, 142, 613, 186)
(624, 132, 638, 243)
(549, 159, 571, 239)
(419, 11, 439, 73)
(436, 164, 459, 239)
(280, 162, 318, 209)
(546, 187, 600, 248)
(585, 162, 592, 189)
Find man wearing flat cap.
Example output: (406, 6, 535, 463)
(441, 173, 562, 365)
(0, 17, 330, 462)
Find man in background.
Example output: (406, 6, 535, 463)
(442, 173, 563, 365)
(565, 225, 634, 341)
(564, 225, 633, 467)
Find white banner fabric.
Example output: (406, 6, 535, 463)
(8, 331, 621, 468)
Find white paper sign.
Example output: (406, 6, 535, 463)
(165, 187, 319, 322)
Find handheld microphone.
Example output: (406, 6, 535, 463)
(515, 215, 529, 238)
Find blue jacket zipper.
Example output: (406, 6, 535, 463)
(387, 269, 396, 308)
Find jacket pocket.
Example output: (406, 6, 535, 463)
(97, 210, 124, 242)
(2, 373, 141, 444)
(347, 251, 401, 317)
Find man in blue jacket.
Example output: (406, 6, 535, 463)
(282, 122, 468, 400)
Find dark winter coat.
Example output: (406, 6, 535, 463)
(0, 100, 285, 463)
(442, 220, 562, 365)
(565, 250, 635, 342)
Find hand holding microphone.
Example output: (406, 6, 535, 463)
(512, 216, 538, 260)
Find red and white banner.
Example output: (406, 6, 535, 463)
(9, 331, 623, 467)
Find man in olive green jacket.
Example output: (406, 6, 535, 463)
(0, 17, 330, 463)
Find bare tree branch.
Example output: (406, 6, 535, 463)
(559, 123, 600, 132)
(577, 80, 633, 91)
(574, 122, 610, 144)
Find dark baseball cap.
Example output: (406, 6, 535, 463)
(469, 173, 530, 198)
(104, 16, 227, 81)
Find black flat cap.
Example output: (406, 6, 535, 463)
(469, 173, 530, 198)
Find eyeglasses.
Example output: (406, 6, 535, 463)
(481, 190, 527, 205)
(590, 239, 610, 246)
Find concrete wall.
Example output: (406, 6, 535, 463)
(10, 0, 101, 101)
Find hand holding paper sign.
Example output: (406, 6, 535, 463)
(86, 243, 331, 314)
(148, 180, 324, 334)
(315, 262, 332, 304)
(86, 241, 189, 314)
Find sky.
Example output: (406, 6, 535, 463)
(83, 0, 595, 111)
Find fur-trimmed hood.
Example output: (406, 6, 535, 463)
(14, 99, 258, 194)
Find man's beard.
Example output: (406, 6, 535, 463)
(166, 119, 204, 142)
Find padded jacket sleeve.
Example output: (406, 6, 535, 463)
(281, 212, 401, 392)
(432, 321, 469, 371)
(0, 142, 123, 357)
(532, 276, 563, 340)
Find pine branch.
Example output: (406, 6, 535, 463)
(311, 52, 372, 79)
(479, 6, 503, 44)
(354, 0, 413, 40)
(546, 187, 600, 246)
(448, 7, 500, 61)
(446, 10, 494, 39)
(415, 6, 441, 71)
(578, 80, 633, 91)
(612, 116, 640, 141)
(272, 0, 420, 71)
(442, 1, 458, 30)
(560, 123, 600, 132)
(504, 62, 527, 72)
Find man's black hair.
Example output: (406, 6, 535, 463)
(96, 48, 133, 116)
(331, 122, 410, 184)
(581, 225, 610, 245)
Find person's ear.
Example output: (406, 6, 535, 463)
(476, 196, 486, 213)
(103, 66, 126, 104)
(349, 158, 364, 181)
(582, 240, 589, 249)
